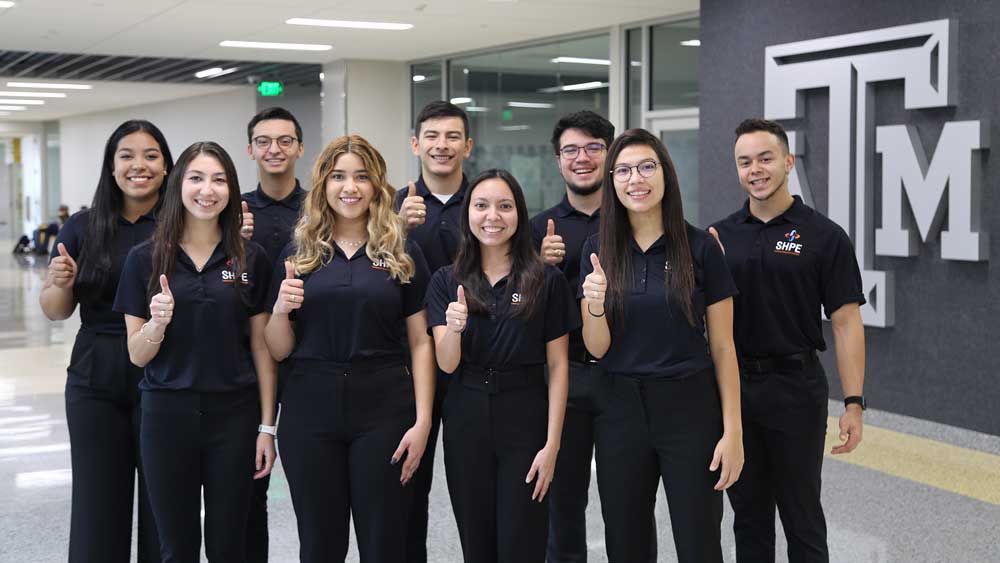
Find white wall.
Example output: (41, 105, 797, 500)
(59, 88, 257, 209)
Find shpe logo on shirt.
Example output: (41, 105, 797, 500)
(371, 258, 390, 272)
(221, 270, 249, 284)
(511, 293, 522, 304)
(775, 230, 803, 256)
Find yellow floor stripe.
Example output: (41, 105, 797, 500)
(823, 417, 1000, 505)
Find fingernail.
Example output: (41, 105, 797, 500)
(390, 457, 398, 465)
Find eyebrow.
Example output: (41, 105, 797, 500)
(331, 168, 368, 173)
(186, 169, 226, 177)
(737, 150, 775, 161)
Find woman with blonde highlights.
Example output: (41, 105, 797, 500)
(265, 134, 435, 563)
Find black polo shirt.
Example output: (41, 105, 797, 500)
(425, 265, 579, 371)
(114, 240, 272, 392)
(709, 195, 865, 357)
(393, 175, 468, 275)
(51, 209, 157, 335)
(530, 195, 601, 363)
(269, 239, 430, 363)
(578, 224, 738, 379)
(242, 180, 306, 264)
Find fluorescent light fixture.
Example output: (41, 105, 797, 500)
(538, 81, 608, 93)
(0, 91, 66, 98)
(500, 125, 531, 131)
(507, 101, 553, 109)
(0, 106, 27, 111)
(6, 82, 92, 90)
(550, 56, 610, 66)
(465, 106, 489, 112)
(286, 18, 412, 30)
(450, 97, 473, 104)
(0, 2, 16, 8)
(412, 75, 426, 82)
(220, 40, 332, 52)
(195, 67, 238, 79)
(630, 61, 642, 67)
(0, 99, 44, 105)
(680, 39, 701, 47)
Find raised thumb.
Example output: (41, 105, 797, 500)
(590, 253, 604, 275)
(457, 284, 466, 305)
(57, 242, 70, 258)
(407, 180, 417, 198)
(284, 260, 295, 279)
(159, 274, 172, 296)
(546, 218, 555, 237)
(242, 201, 249, 214)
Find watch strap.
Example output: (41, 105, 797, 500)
(258, 424, 277, 436)
(844, 396, 866, 410)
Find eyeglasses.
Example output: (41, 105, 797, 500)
(611, 160, 660, 182)
(252, 135, 299, 150)
(558, 143, 606, 159)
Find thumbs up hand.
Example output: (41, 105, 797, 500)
(399, 181, 427, 230)
(240, 201, 254, 240)
(149, 274, 175, 329)
(47, 243, 78, 289)
(273, 261, 305, 315)
(446, 285, 468, 334)
(582, 253, 607, 310)
(540, 218, 566, 265)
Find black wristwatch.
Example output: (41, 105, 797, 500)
(844, 396, 866, 410)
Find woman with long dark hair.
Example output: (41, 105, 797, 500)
(425, 169, 575, 563)
(579, 129, 744, 563)
(114, 142, 276, 562)
(264, 134, 435, 562)
(40, 120, 172, 563)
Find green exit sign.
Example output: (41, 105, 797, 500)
(257, 81, 284, 97)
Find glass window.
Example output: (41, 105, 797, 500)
(448, 34, 610, 215)
(626, 28, 643, 129)
(411, 62, 444, 131)
(650, 19, 700, 111)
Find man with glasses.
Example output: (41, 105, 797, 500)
(530, 112, 655, 563)
(240, 106, 307, 563)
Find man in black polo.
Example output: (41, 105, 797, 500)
(710, 118, 866, 563)
(395, 100, 473, 563)
(240, 106, 307, 563)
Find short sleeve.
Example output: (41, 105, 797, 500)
(49, 211, 84, 261)
(245, 243, 273, 316)
(113, 245, 151, 319)
(700, 234, 738, 306)
(576, 235, 598, 300)
(401, 240, 431, 317)
(424, 267, 455, 333)
(821, 227, 866, 319)
(543, 266, 580, 342)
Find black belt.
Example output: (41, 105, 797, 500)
(459, 364, 545, 395)
(739, 351, 817, 374)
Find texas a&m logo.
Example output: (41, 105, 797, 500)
(765, 19, 989, 327)
(775, 230, 803, 256)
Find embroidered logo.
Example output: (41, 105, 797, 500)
(371, 258, 390, 272)
(511, 293, 522, 304)
(775, 229, 803, 256)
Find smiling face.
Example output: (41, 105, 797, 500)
(411, 116, 472, 179)
(324, 152, 374, 223)
(611, 144, 664, 216)
(113, 131, 166, 203)
(734, 130, 794, 202)
(180, 154, 230, 222)
(468, 177, 518, 248)
(556, 127, 606, 196)
(248, 118, 303, 176)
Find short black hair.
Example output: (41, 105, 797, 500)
(735, 118, 789, 154)
(414, 101, 470, 138)
(550, 110, 615, 154)
(247, 107, 303, 144)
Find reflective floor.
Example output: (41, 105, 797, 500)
(1, 248, 998, 562)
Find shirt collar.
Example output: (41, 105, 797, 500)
(739, 195, 807, 225)
(415, 174, 469, 204)
(628, 234, 667, 254)
(554, 194, 600, 220)
(177, 242, 228, 273)
(254, 180, 305, 210)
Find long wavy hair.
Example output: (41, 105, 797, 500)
(453, 169, 545, 319)
(77, 120, 173, 301)
(147, 142, 245, 301)
(599, 128, 696, 328)
(290, 134, 415, 282)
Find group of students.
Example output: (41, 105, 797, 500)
(41, 100, 866, 563)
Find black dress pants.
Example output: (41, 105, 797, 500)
(727, 360, 829, 563)
(443, 366, 550, 563)
(65, 331, 160, 563)
(141, 387, 259, 563)
(278, 359, 416, 563)
(595, 368, 724, 563)
(546, 361, 658, 563)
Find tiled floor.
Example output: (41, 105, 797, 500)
(1, 248, 997, 562)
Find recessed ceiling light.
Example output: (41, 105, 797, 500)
(286, 18, 413, 30)
(538, 81, 608, 93)
(507, 101, 553, 109)
(550, 57, 610, 66)
(0, 106, 27, 111)
(220, 40, 332, 52)
(680, 39, 701, 47)
(500, 125, 531, 131)
(6, 82, 92, 90)
(195, 67, 238, 79)
(450, 97, 472, 104)
(465, 106, 489, 112)
(412, 75, 426, 82)
(0, 91, 66, 98)
(0, 2, 16, 9)
(0, 99, 45, 105)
